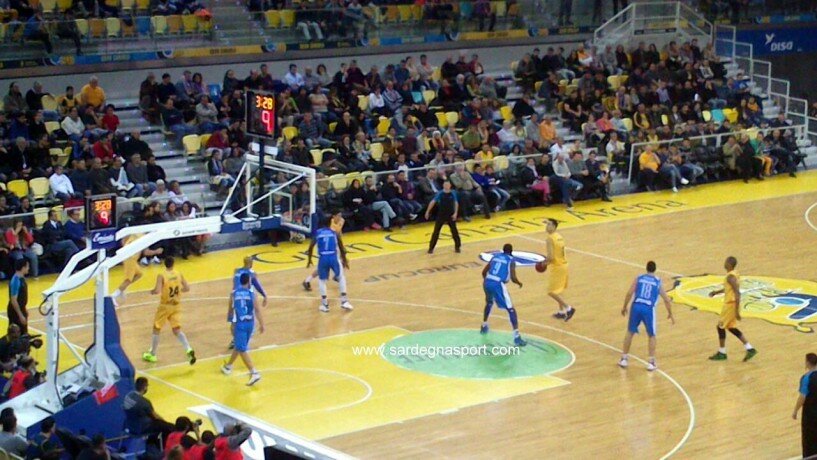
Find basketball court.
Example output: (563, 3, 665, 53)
(21, 172, 817, 458)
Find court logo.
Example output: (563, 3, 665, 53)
(670, 275, 817, 332)
(479, 250, 545, 267)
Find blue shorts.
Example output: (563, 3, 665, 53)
(233, 323, 255, 352)
(318, 255, 341, 281)
(628, 303, 656, 336)
(484, 281, 513, 310)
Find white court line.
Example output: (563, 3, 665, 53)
(138, 294, 695, 459)
(516, 234, 684, 277)
(252, 367, 373, 415)
(805, 201, 817, 233)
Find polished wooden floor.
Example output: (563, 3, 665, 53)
(47, 188, 817, 459)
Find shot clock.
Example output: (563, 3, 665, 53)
(245, 90, 277, 139)
(86, 194, 117, 232)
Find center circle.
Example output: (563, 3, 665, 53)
(381, 329, 573, 379)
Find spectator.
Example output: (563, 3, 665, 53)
(195, 95, 221, 133)
(4, 83, 27, 113)
(450, 165, 491, 219)
(638, 146, 661, 191)
(64, 209, 86, 249)
(123, 377, 174, 444)
(284, 64, 305, 92)
(76, 433, 110, 460)
(61, 107, 86, 158)
(80, 76, 106, 112)
(5, 219, 38, 278)
(343, 178, 377, 230)
(214, 424, 252, 460)
(39, 209, 80, 267)
(29, 416, 64, 460)
(297, 112, 331, 148)
(7, 356, 43, 399)
(208, 150, 235, 195)
(552, 152, 582, 208)
(0, 414, 27, 457)
(146, 155, 167, 183)
(57, 86, 81, 117)
(100, 105, 120, 132)
(24, 11, 53, 54)
(69, 159, 93, 197)
(50, 165, 83, 201)
(126, 154, 157, 196)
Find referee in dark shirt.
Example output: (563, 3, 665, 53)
(425, 180, 462, 254)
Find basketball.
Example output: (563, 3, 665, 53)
(535, 261, 547, 273)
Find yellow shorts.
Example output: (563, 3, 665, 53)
(153, 303, 181, 331)
(718, 302, 739, 329)
(123, 259, 142, 282)
(547, 264, 569, 295)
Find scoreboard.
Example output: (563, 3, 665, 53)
(245, 90, 276, 139)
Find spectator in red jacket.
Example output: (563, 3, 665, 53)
(92, 132, 115, 164)
(100, 104, 120, 132)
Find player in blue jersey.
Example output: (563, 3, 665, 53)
(222, 273, 266, 386)
(619, 261, 674, 371)
(480, 244, 526, 346)
(228, 257, 268, 349)
(306, 217, 352, 313)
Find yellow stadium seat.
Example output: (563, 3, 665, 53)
(45, 121, 60, 134)
(199, 133, 212, 148)
(397, 4, 412, 22)
(75, 19, 89, 39)
(105, 17, 120, 37)
(50, 147, 70, 167)
(465, 159, 476, 172)
(57, 0, 72, 11)
(724, 108, 738, 124)
(7, 179, 29, 198)
(445, 111, 459, 127)
(328, 122, 337, 134)
(310, 149, 323, 165)
(411, 3, 422, 20)
(622, 118, 633, 132)
(607, 75, 620, 90)
(136, 0, 150, 11)
(702, 110, 712, 122)
(356, 95, 368, 112)
(41, 95, 58, 111)
(0, 182, 5, 191)
(491, 1, 507, 16)
(34, 208, 49, 227)
(151, 15, 166, 35)
(120, 0, 134, 11)
(282, 126, 298, 141)
(376, 117, 390, 137)
(385, 5, 399, 22)
(182, 134, 201, 156)
(182, 14, 198, 33)
(88, 18, 106, 39)
(435, 112, 448, 129)
(280, 9, 295, 27)
(493, 155, 509, 171)
(431, 67, 441, 82)
(370, 142, 383, 161)
(329, 173, 347, 192)
(345, 172, 362, 186)
(661, 114, 669, 126)
(265, 10, 280, 28)
(29, 177, 50, 201)
(534, 81, 543, 94)
(40, 0, 56, 14)
(166, 15, 182, 34)
(422, 90, 436, 105)
(500, 105, 513, 121)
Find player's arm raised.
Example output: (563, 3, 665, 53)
(338, 234, 349, 269)
(510, 261, 523, 288)
(659, 283, 674, 324)
(254, 291, 266, 334)
(728, 274, 741, 320)
(621, 279, 636, 316)
(306, 237, 316, 268)
(150, 274, 163, 295)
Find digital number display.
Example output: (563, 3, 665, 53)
(86, 195, 117, 231)
(245, 90, 276, 139)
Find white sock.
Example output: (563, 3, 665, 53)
(250, 368, 258, 375)
(305, 274, 314, 283)
(319, 280, 327, 298)
(151, 334, 160, 355)
(341, 293, 349, 303)
(744, 342, 753, 350)
(112, 289, 121, 297)
(649, 356, 655, 363)
(621, 353, 628, 360)
(718, 347, 726, 354)
(176, 331, 191, 351)
(223, 363, 232, 369)
(338, 273, 348, 293)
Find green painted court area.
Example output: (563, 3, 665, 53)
(382, 329, 574, 379)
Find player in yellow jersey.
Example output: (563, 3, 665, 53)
(543, 219, 576, 321)
(707, 256, 757, 362)
(111, 234, 163, 306)
(302, 212, 344, 291)
(143, 256, 195, 365)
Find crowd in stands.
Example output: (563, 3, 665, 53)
(0, 74, 205, 278)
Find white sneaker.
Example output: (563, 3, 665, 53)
(139, 257, 149, 266)
(221, 364, 232, 375)
(247, 373, 261, 386)
(647, 361, 657, 372)
(680, 177, 689, 185)
(319, 303, 330, 313)
(672, 186, 678, 193)
(618, 358, 629, 368)
(151, 256, 161, 265)
(341, 301, 354, 310)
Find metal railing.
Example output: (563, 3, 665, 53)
(625, 123, 807, 184)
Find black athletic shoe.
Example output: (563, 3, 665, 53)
(564, 308, 576, 322)
(302, 281, 312, 291)
(552, 312, 566, 319)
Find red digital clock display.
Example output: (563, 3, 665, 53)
(86, 194, 118, 231)
(245, 90, 276, 139)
